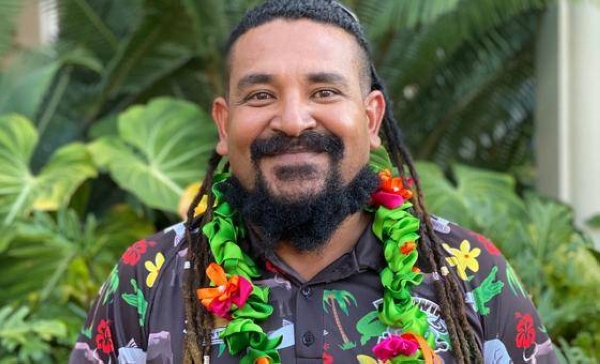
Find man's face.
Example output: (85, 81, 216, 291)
(212, 19, 385, 200)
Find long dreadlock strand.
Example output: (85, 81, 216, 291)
(379, 122, 470, 363)
(395, 137, 481, 363)
(183, 150, 223, 363)
(388, 126, 482, 363)
(371, 63, 481, 363)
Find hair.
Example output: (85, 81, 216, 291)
(183, 1, 483, 363)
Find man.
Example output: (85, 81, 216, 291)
(70, 1, 558, 363)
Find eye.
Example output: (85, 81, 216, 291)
(242, 91, 276, 106)
(249, 91, 273, 101)
(313, 89, 339, 99)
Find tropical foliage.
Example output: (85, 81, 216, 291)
(0, 0, 598, 362)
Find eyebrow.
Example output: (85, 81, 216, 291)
(235, 72, 349, 92)
(307, 72, 349, 88)
(236, 73, 273, 91)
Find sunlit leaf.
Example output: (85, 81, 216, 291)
(0, 115, 97, 224)
(88, 97, 215, 212)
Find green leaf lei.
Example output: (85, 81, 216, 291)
(200, 151, 435, 363)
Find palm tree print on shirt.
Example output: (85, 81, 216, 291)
(323, 289, 358, 350)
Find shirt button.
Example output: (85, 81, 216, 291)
(301, 331, 315, 346)
(300, 287, 312, 298)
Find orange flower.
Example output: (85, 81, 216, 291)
(196, 263, 253, 319)
(255, 357, 270, 364)
(379, 169, 413, 199)
(400, 241, 416, 255)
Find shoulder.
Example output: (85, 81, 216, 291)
(430, 216, 506, 268)
(116, 222, 189, 282)
(432, 217, 523, 306)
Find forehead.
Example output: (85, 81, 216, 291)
(227, 19, 363, 87)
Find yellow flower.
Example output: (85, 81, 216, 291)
(442, 239, 481, 280)
(145, 252, 165, 288)
(178, 182, 208, 220)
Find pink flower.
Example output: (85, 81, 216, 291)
(371, 190, 405, 209)
(197, 263, 253, 319)
(373, 333, 419, 360)
(371, 169, 413, 209)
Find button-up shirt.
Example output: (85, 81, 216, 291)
(70, 216, 558, 363)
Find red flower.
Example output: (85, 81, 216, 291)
(469, 232, 501, 255)
(122, 239, 150, 266)
(95, 319, 114, 354)
(322, 351, 334, 364)
(515, 312, 536, 348)
(371, 169, 414, 209)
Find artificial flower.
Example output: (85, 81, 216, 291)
(197, 262, 253, 319)
(372, 333, 419, 360)
(400, 241, 416, 255)
(371, 169, 414, 209)
(255, 357, 271, 364)
(442, 239, 481, 280)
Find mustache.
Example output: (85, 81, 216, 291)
(250, 131, 344, 162)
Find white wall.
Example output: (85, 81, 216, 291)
(536, 0, 600, 247)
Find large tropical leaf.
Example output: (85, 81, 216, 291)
(416, 162, 527, 242)
(0, 205, 154, 305)
(88, 97, 216, 212)
(0, 115, 96, 225)
(0, 52, 60, 120)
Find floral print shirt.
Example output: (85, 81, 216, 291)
(69, 216, 559, 363)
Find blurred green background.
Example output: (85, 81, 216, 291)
(0, 0, 598, 362)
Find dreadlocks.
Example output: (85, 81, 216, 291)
(183, 1, 483, 363)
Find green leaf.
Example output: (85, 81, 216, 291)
(0, 115, 97, 224)
(0, 305, 66, 362)
(88, 97, 216, 212)
(585, 214, 600, 229)
(369, 146, 393, 172)
(416, 162, 527, 244)
(415, 162, 475, 227)
(0, 52, 61, 120)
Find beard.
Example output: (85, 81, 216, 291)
(217, 131, 379, 254)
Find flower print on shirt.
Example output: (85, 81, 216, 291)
(122, 239, 154, 266)
(443, 239, 481, 280)
(515, 312, 536, 349)
(145, 252, 165, 288)
(95, 319, 114, 355)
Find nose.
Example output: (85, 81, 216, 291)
(271, 94, 316, 136)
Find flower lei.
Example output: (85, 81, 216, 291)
(196, 151, 438, 364)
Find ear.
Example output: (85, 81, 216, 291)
(212, 97, 229, 156)
(364, 90, 385, 149)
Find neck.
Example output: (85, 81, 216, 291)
(274, 211, 370, 281)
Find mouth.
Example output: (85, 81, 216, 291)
(264, 150, 322, 165)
